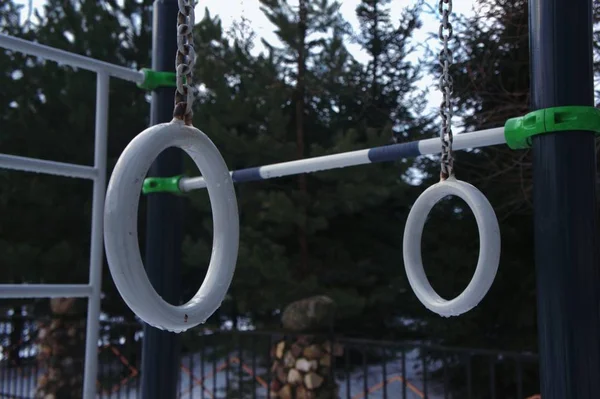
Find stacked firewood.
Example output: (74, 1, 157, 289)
(35, 298, 86, 399)
(269, 335, 344, 398)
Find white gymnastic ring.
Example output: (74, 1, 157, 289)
(104, 119, 239, 332)
(402, 177, 500, 317)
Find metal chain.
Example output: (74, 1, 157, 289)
(174, 0, 196, 125)
(438, 0, 454, 180)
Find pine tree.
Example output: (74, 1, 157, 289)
(187, 0, 434, 339)
(303, 1, 433, 336)
(354, 0, 423, 136)
(182, 0, 362, 327)
(257, 0, 357, 281)
(183, 9, 299, 326)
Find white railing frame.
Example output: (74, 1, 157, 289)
(0, 33, 145, 399)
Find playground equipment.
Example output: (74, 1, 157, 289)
(1, 0, 599, 398)
(103, 1, 239, 333)
(104, 0, 502, 327)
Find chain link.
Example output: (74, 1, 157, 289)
(438, 0, 454, 180)
(174, 0, 196, 125)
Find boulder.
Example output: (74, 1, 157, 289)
(281, 295, 336, 332)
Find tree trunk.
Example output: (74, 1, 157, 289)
(370, 0, 380, 105)
(296, 0, 309, 277)
(35, 298, 86, 399)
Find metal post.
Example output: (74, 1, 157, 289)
(529, 0, 600, 397)
(82, 72, 110, 399)
(140, 1, 182, 399)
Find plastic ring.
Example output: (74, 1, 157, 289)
(402, 177, 500, 317)
(104, 120, 239, 332)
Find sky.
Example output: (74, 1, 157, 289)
(13, 0, 477, 116)
(196, 0, 475, 113)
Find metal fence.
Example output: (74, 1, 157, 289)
(0, 317, 539, 399)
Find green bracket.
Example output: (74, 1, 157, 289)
(142, 175, 184, 195)
(504, 106, 600, 149)
(137, 68, 177, 90)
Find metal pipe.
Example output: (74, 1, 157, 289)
(529, 0, 600, 397)
(0, 153, 97, 180)
(179, 126, 506, 192)
(0, 33, 145, 83)
(82, 72, 110, 399)
(0, 284, 92, 298)
(140, 1, 182, 398)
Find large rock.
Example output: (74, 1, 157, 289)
(281, 295, 336, 332)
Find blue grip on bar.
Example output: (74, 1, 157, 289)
(367, 142, 421, 163)
(231, 167, 263, 183)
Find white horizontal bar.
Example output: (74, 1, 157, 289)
(0, 33, 145, 83)
(264, 149, 372, 179)
(418, 127, 506, 154)
(179, 149, 371, 192)
(0, 284, 93, 298)
(178, 127, 506, 192)
(179, 149, 372, 192)
(0, 153, 97, 180)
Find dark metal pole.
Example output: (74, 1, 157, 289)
(529, 0, 600, 398)
(140, 1, 182, 398)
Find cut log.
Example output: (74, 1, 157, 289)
(275, 341, 286, 359)
(295, 357, 311, 372)
(296, 357, 314, 372)
(271, 360, 281, 373)
(270, 379, 281, 396)
(303, 344, 322, 360)
(287, 368, 303, 385)
(296, 385, 316, 399)
(270, 358, 288, 384)
(304, 372, 324, 390)
(276, 364, 287, 384)
(278, 384, 293, 399)
(283, 350, 296, 368)
(319, 353, 331, 367)
(290, 342, 303, 358)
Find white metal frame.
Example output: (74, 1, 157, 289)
(0, 33, 145, 399)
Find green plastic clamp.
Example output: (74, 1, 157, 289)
(504, 106, 600, 149)
(142, 176, 183, 194)
(137, 68, 177, 90)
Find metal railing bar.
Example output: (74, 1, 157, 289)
(0, 284, 93, 298)
(0, 153, 97, 180)
(0, 33, 145, 83)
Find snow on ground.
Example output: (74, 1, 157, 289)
(0, 348, 445, 398)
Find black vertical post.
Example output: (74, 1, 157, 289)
(529, 0, 600, 398)
(140, 1, 182, 399)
